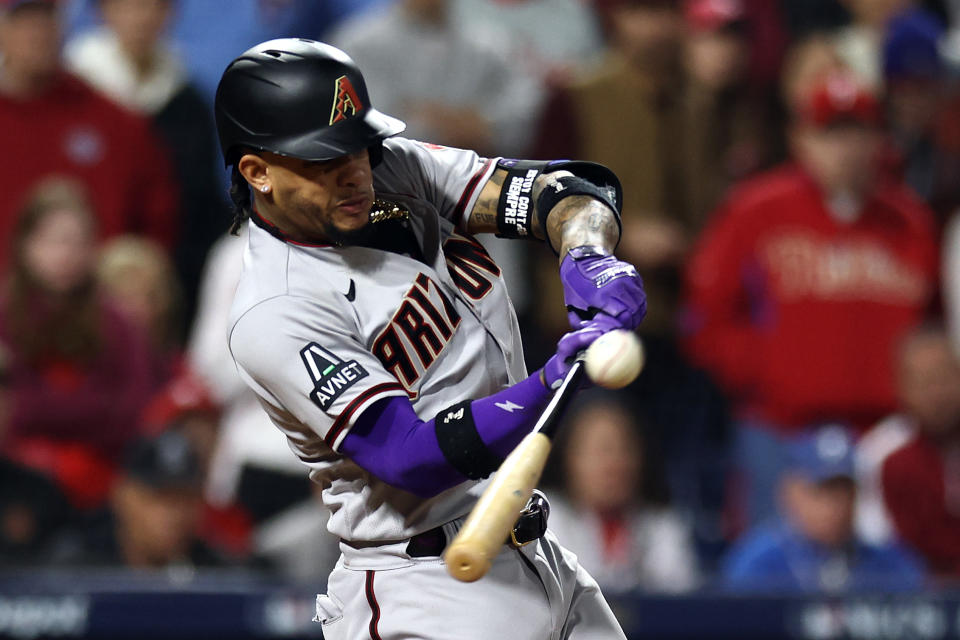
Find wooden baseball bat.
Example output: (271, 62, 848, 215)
(443, 361, 585, 582)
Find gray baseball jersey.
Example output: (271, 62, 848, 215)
(228, 137, 525, 542)
(230, 136, 628, 640)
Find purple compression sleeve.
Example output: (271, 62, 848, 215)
(339, 372, 551, 498)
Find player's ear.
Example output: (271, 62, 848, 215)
(238, 153, 270, 194)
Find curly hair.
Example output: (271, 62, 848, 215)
(228, 164, 253, 235)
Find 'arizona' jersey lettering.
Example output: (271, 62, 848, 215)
(372, 273, 461, 397)
(444, 233, 502, 301)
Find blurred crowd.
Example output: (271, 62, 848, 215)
(1, 0, 960, 600)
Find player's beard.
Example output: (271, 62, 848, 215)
(290, 194, 374, 246)
(324, 216, 374, 246)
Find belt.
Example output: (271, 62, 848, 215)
(407, 490, 550, 558)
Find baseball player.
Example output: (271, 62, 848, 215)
(215, 39, 646, 639)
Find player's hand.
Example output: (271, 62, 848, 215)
(559, 246, 646, 331)
(540, 316, 617, 389)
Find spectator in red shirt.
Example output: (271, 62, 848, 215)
(0, 0, 178, 270)
(0, 178, 154, 510)
(881, 325, 960, 579)
(683, 72, 938, 528)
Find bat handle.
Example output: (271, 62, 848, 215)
(535, 359, 585, 439)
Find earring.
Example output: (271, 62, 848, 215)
(261, 185, 270, 193)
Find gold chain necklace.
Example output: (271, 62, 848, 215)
(369, 198, 410, 224)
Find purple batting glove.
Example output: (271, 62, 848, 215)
(541, 319, 614, 389)
(559, 245, 646, 331)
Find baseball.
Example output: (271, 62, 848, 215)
(584, 330, 644, 389)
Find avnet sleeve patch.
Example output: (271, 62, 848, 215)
(300, 342, 370, 412)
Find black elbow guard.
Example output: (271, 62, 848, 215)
(434, 400, 503, 480)
(543, 161, 623, 218)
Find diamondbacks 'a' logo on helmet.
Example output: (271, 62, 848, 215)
(329, 75, 364, 125)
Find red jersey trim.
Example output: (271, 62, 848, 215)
(251, 210, 333, 248)
(453, 159, 494, 229)
(324, 382, 405, 450)
(365, 570, 383, 640)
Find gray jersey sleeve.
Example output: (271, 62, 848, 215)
(229, 294, 408, 453)
(374, 137, 497, 230)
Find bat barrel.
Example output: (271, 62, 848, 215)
(443, 360, 584, 582)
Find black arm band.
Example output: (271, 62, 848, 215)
(493, 159, 623, 252)
(434, 400, 503, 480)
(535, 175, 622, 255)
(495, 160, 545, 239)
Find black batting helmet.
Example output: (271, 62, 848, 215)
(214, 38, 405, 166)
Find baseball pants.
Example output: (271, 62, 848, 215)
(315, 528, 627, 640)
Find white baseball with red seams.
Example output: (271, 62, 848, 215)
(584, 329, 644, 389)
